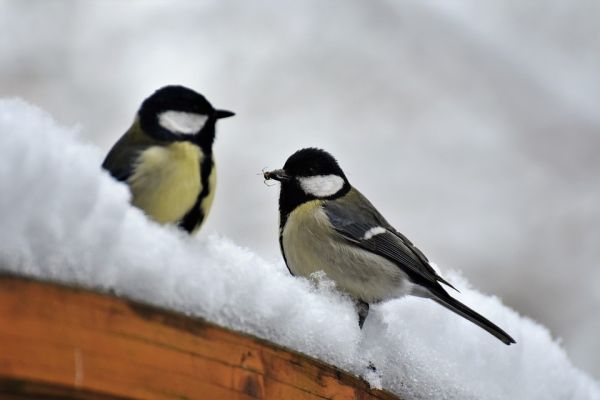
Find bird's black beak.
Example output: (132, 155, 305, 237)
(215, 109, 235, 119)
(264, 169, 290, 182)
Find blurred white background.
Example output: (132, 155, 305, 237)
(2, 0, 599, 379)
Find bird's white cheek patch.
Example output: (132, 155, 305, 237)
(158, 111, 208, 134)
(363, 226, 386, 240)
(298, 175, 345, 197)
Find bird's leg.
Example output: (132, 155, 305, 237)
(355, 301, 378, 376)
(357, 301, 370, 329)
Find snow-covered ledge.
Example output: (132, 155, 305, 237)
(0, 274, 397, 399)
(0, 99, 598, 399)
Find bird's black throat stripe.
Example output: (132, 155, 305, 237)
(178, 151, 214, 233)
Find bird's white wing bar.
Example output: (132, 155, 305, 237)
(323, 197, 442, 285)
(158, 111, 208, 134)
(298, 175, 345, 197)
(363, 226, 386, 240)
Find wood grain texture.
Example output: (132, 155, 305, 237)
(0, 275, 400, 400)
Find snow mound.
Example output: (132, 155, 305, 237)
(0, 98, 598, 399)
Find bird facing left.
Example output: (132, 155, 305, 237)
(264, 148, 515, 346)
(102, 85, 234, 234)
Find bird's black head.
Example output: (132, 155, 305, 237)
(138, 85, 234, 151)
(265, 148, 350, 221)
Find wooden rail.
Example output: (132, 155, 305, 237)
(0, 275, 399, 399)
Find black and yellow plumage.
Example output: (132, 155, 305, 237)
(102, 85, 234, 233)
(265, 148, 515, 345)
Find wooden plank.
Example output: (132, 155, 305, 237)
(0, 275, 399, 400)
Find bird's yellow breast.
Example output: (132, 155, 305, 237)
(128, 142, 203, 224)
(281, 200, 329, 275)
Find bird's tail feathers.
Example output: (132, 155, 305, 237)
(436, 276, 459, 293)
(432, 293, 516, 345)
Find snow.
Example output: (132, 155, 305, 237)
(3, 1, 600, 379)
(0, 98, 598, 399)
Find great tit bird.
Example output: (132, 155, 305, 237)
(264, 148, 515, 345)
(102, 85, 234, 233)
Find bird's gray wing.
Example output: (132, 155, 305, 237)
(101, 131, 150, 182)
(323, 188, 456, 291)
(325, 189, 515, 345)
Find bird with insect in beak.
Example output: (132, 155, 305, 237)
(264, 148, 515, 345)
(102, 85, 234, 234)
